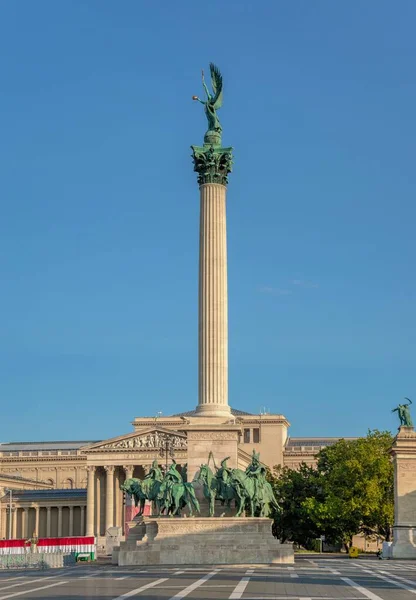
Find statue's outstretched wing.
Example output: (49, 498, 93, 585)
(210, 63, 223, 109)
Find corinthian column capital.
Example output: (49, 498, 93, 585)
(191, 144, 233, 186)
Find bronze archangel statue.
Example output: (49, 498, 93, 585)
(193, 63, 223, 145)
(392, 397, 413, 427)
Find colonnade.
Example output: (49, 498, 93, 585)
(1, 504, 86, 539)
(86, 464, 146, 537)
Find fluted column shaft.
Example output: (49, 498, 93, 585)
(46, 507, 51, 538)
(12, 509, 17, 539)
(197, 182, 230, 417)
(86, 466, 95, 536)
(35, 507, 40, 535)
(80, 506, 85, 536)
(105, 466, 115, 531)
(69, 506, 74, 536)
(57, 506, 62, 537)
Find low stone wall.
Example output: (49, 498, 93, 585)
(114, 516, 294, 565)
(0, 552, 76, 570)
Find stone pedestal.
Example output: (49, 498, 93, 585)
(114, 516, 293, 565)
(186, 425, 240, 482)
(391, 427, 416, 558)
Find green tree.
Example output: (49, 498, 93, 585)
(305, 430, 394, 549)
(267, 463, 324, 547)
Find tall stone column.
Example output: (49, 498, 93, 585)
(34, 507, 40, 535)
(57, 506, 63, 537)
(391, 426, 416, 558)
(123, 466, 133, 481)
(23, 508, 29, 539)
(123, 466, 136, 536)
(104, 466, 115, 531)
(192, 144, 233, 418)
(46, 507, 51, 538)
(12, 509, 17, 539)
(80, 506, 85, 536)
(86, 466, 96, 536)
(69, 506, 74, 537)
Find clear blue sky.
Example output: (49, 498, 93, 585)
(1, 1, 415, 442)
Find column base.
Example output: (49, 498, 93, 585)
(194, 404, 231, 418)
(392, 526, 416, 558)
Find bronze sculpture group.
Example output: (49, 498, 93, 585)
(121, 450, 279, 519)
(121, 459, 200, 518)
(196, 451, 279, 518)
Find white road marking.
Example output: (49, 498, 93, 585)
(306, 559, 318, 566)
(170, 569, 220, 599)
(229, 569, 254, 599)
(174, 571, 185, 575)
(157, 584, 234, 589)
(0, 575, 60, 593)
(112, 577, 168, 599)
(379, 569, 416, 586)
(0, 581, 67, 600)
(359, 568, 416, 594)
(341, 576, 385, 600)
(290, 572, 299, 578)
(79, 570, 102, 578)
(115, 575, 130, 580)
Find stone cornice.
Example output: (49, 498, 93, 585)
(132, 420, 187, 428)
(0, 456, 86, 464)
(283, 451, 318, 457)
(238, 418, 290, 426)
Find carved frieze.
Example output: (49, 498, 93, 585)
(398, 463, 416, 471)
(100, 431, 187, 451)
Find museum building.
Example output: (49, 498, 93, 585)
(0, 410, 347, 542)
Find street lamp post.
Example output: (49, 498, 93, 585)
(159, 438, 175, 473)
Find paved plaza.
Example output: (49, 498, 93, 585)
(1, 556, 416, 599)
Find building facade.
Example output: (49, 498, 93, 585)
(0, 410, 347, 540)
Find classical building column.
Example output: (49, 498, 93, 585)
(69, 506, 74, 536)
(80, 506, 85, 536)
(46, 507, 51, 538)
(123, 465, 133, 481)
(191, 143, 233, 418)
(12, 508, 17, 539)
(34, 506, 40, 535)
(0, 508, 4, 539)
(104, 466, 115, 531)
(58, 506, 63, 537)
(86, 466, 96, 536)
(22, 508, 29, 539)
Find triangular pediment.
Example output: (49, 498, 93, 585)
(80, 427, 187, 453)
